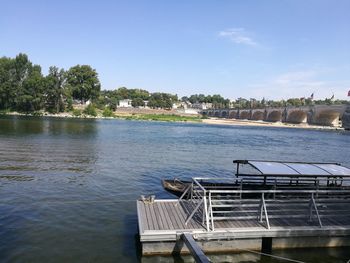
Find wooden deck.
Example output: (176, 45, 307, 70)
(137, 199, 350, 242)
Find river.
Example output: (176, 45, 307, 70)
(0, 116, 349, 262)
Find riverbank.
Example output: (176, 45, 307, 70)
(0, 111, 345, 130)
(0, 111, 203, 123)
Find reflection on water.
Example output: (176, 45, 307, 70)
(0, 116, 349, 262)
(0, 115, 98, 136)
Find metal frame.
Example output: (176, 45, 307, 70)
(181, 177, 350, 232)
(233, 159, 350, 178)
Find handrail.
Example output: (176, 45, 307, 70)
(184, 177, 350, 232)
(208, 189, 350, 194)
(193, 178, 207, 192)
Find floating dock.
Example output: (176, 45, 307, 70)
(137, 178, 350, 256)
(137, 198, 350, 255)
(138, 161, 350, 258)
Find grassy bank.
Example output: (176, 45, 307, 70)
(0, 110, 204, 123)
(120, 113, 203, 122)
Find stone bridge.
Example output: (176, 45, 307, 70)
(203, 104, 350, 128)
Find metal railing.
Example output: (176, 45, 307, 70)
(178, 177, 350, 232)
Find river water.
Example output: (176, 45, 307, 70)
(0, 116, 349, 263)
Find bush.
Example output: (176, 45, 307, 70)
(83, 104, 97, 117)
(72, 109, 82, 117)
(102, 107, 114, 117)
(66, 98, 73, 111)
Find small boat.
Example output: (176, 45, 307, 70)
(162, 178, 241, 197)
(162, 160, 350, 197)
(162, 178, 190, 196)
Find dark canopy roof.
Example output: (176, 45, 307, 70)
(233, 160, 350, 177)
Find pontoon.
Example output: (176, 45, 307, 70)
(162, 160, 350, 197)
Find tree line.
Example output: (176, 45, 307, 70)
(0, 53, 347, 113)
(0, 53, 100, 113)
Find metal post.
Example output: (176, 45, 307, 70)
(209, 192, 215, 231)
(311, 193, 322, 227)
(258, 193, 270, 229)
(259, 194, 264, 222)
(203, 192, 210, 231)
(239, 179, 243, 199)
(308, 197, 313, 222)
(262, 193, 270, 229)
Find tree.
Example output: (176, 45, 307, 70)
(45, 66, 66, 113)
(181, 96, 189, 102)
(0, 56, 16, 109)
(286, 98, 302, 107)
(16, 63, 46, 112)
(132, 97, 145, 107)
(66, 65, 100, 103)
(147, 93, 174, 109)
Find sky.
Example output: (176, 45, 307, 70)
(1, 0, 350, 100)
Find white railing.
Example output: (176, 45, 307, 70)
(178, 177, 350, 232)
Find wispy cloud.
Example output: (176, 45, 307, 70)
(247, 69, 350, 100)
(219, 28, 257, 46)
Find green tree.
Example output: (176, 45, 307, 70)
(83, 103, 97, 116)
(286, 98, 303, 107)
(16, 64, 46, 112)
(132, 97, 145, 107)
(66, 65, 101, 103)
(45, 66, 66, 113)
(0, 56, 16, 110)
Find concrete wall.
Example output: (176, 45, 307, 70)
(142, 236, 350, 256)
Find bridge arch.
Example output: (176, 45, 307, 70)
(229, 110, 238, 119)
(313, 110, 340, 126)
(267, 110, 282, 122)
(287, 110, 308, 123)
(214, 111, 220, 117)
(251, 111, 265, 121)
(221, 111, 228, 118)
(239, 110, 251, 120)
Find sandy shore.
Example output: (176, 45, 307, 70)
(202, 118, 344, 130)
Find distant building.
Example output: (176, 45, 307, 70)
(191, 102, 212, 110)
(118, 99, 132, 108)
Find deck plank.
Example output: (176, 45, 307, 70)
(176, 201, 195, 229)
(138, 202, 149, 231)
(144, 204, 156, 230)
(153, 203, 165, 230)
(137, 199, 350, 242)
(165, 202, 181, 229)
(154, 202, 167, 230)
(149, 203, 160, 230)
(168, 203, 186, 229)
(159, 202, 175, 230)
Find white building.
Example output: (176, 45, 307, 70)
(118, 99, 132, 108)
(191, 102, 212, 110)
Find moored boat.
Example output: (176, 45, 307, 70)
(162, 160, 350, 197)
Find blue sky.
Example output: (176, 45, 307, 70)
(1, 0, 349, 100)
